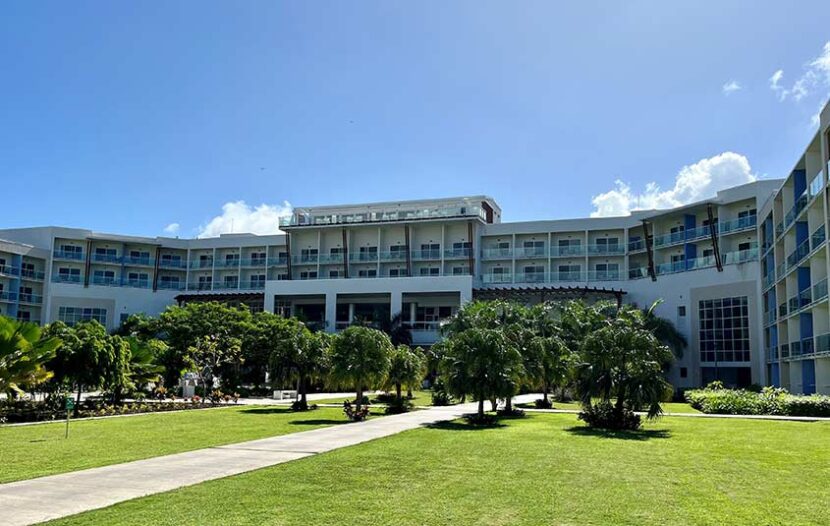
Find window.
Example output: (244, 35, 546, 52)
(594, 263, 619, 279)
(57, 267, 81, 283)
(17, 310, 31, 322)
(58, 306, 107, 326)
(127, 272, 148, 287)
(359, 246, 378, 261)
(558, 264, 580, 280)
(93, 269, 116, 284)
(358, 269, 378, 278)
(388, 268, 406, 277)
(557, 239, 582, 255)
(680, 367, 688, 378)
(492, 267, 506, 275)
(698, 296, 751, 363)
(198, 254, 213, 268)
(678, 305, 686, 317)
(389, 245, 407, 257)
(159, 275, 181, 289)
(451, 242, 472, 256)
(452, 266, 470, 276)
(703, 248, 714, 258)
(197, 275, 212, 290)
(419, 267, 440, 276)
(300, 249, 318, 262)
(21, 262, 35, 278)
(251, 252, 266, 265)
(250, 274, 266, 288)
(128, 250, 150, 263)
(274, 300, 291, 318)
(738, 209, 757, 219)
(299, 271, 318, 280)
(329, 270, 342, 279)
(738, 242, 752, 252)
(277, 273, 289, 281)
(94, 247, 118, 262)
(225, 253, 240, 265)
(224, 275, 239, 288)
(60, 245, 83, 258)
(420, 243, 440, 258)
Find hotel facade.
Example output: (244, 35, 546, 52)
(1, 104, 829, 394)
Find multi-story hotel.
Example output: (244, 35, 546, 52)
(1, 104, 829, 394)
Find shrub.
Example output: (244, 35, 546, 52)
(342, 401, 370, 422)
(497, 407, 526, 418)
(534, 398, 553, 409)
(384, 398, 414, 415)
(291, 400, 318, 411)
(578, 402, 642, 430)
(685, 387, 830, 417)
(462, 412, 499, 426)
(373, 392, 398, 404)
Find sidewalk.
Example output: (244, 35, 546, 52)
(0, 394, 537, 526)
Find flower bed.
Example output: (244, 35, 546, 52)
(685, 385, 830, 417)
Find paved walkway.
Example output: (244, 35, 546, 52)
(0, 394, 537, 526)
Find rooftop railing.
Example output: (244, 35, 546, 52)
(280, 203, 487, 227)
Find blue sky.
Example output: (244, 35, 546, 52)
(2, 1, 829, 237)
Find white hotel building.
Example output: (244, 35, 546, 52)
(1, 105, 829, 394)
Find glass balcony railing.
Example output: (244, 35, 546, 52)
(122, 256, 153, 266)
(514, 272, 547, 283)
(684, 225, 712, 241)
(379, 251, 408, 261)
(90, 275, 121, 287)
(587, 244, 625, 256)
(514, 247, 547, 258)
(481, 247, 513, 259)
(349, 252, 379, 262)
(20, 269, 46, 281)
(686, 255, 717, 271)
(216, 258, 241, 268)
(628, 239, 645, 252)
(813, 278, 828, 303)
(214, 281, 241, 290)
(445, 248, 472, 259)
(52, 274, 82, 284)
(268, 256, 288, 266)
(778, 302, 788, 317)
(764, 310, 776, 326)
(189, 260, 214, 269)
(551, 271, 585, 282)
(318, 254, 345, 264)
(656, 261, 686, 275)
(123, 279, 151, 289)
(157, 281, 186, 291)
(280, 203, 487, 227)
(653, 231, 686, 248)
(187, 282, 213, 290)
(719, 214, 757, 235)
(239, 258, 267, 267)
(158, 259, 187, 269)
(411, 250, 442, 261)
(53, 250, 84, 261)
(0, 291, 18, 302)
(722, 247, 759, 265)
(768, 346, 778, 361)
(91, 254, 122, 264)
(293, 255, 319, 265)
(586, 270, 622, 281)
(628, 267, 649, 280)
(481, 273, 513, 284)
(762, 271, 776, 289)
(550, 246, 584, 257)
(0, 265, 20, 277)
(815, 333, 830, 355)
(780, 343, 790, 358)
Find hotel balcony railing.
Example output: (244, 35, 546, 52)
(550, 246, 584, 257)
(656, 261, 686, 275)
(157, 281, 186, 291)
(214, 281, 241, 290)
(21, 269, 46, 281)
(514, 272, 547, 283)
(514, 247, 546, 258)
(411, 249, 442, 261)
(158, 259, 187, 269)
(0, 265, 20, 277)
(379, 251, 408, 261)
(52, 274, 82, 284)
(53, 250, 84, 261)
(216, 258, 241, 268)
(586, 270, 622, 281)
(292, 255, 319, 265)
(90, 275, 121, 287)
(775, 221, 784, 238)
(318, 254, 345, 264)
(239, 258, 267, 267)
(768, 346, 778, 361)
(349, 252, 379, 262)
(628, 267, 649, 279)
(764, 309, 776, 326)
(268, 256, 288, 266)
(684, 225, 713, 241)
(481, 273, 513, 284)
(719, 214, 757, 235)
(403, 321, 441, 331)
(653, 231, 686, 248)
(280, 203, 487, 227)
(187, 282, 214, 290)
(780, 343, 790, 358)
(722, 247, 759, 265)
(241, 282, 266, 290)
(122, 256, 153, 266)
(481, 247, 513, 259)
(552, 271, 585, 281)
(91, 254, 122, 264)
(0, 291, 18, 302)
(815, 333, 830, 355)
(811, 224, 826, 250)
(778, 302, 788, 317)
(813, 278, 829, 303)
(587, 244, 625, 256)
(782, 192, 811, 232)
(123, 279, 151, 289)
(762, 271, 776, 289)
(445, 248, 473, 259)
(189, 259, 214, 269)
(628, 239, 645, 252)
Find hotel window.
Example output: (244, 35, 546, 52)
(21, 262, 35, 276)
(359, 246, 378, 260)
(160, 254, 182, 266)
(703, 248, 715, 258)
(389, 245, 407, 257)
(698, 296, 751, 363)
(452, 266, 470, 276)
(594, 263, 618, 279)
(58, 267, 81, 282)
(250, 274, 266, 288)
(497, 241, 510, 256)
(388, 268, 406, 277)
(523, 265, 544, 281)
(358, 269, 378, 278)
(58, 306, 107, 326)
(93, 269, 116, 284)
(328, 270, 342, 279)
(19, 286, 32, 299)
(419, 266, 440, 276)
(300, 249, 318, 262)
(738, 242, 752, 252)
(523, 240, 545, 256)
(452, 242, 472, 256)
(60, 245, 83, 258)
(420, 243, 440, 258)
(160, 275, 181, 288)
(491, 266, 506, 276)
(199, 254, 213, 267)
(274, 300, 291, 318)
(678, 305, 686, 317)
(197, 275, 212, 290)
(224, 275, 239, 288)
(17, 310, 31, 322)
(299, 271, 317, 280)
(738, 209, 757, 219)
(129, 250, 150, 263)
(596, 237, 620, 252)
(557, 239, 581, 255)
(225, 253, 240, 265)
(95, 247, 118, 261)
(127, 272, 148, 286)
(251, 252, 266, 265)
(277, 273, 289, 280)
(558, 265, 580, 278)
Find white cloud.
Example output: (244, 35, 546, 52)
(590, 152, 757, 218)
(197, 201, 293, 238)
(722, 80, 742, 95)
(769, 42, 830, 102)
(163, 223, 180, 235)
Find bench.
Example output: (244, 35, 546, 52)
(273, 390, 298, 401)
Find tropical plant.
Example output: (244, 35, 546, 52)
(384, 345, 426, 404)
(642, 300, 687, 360)
(523, 333, 572, 407)
(574, 309, 674, 430)
(270, 320, 330, 410)
(378, 312, 413, 347)
(43, 320, 113, 410)
(328, 326, 393, 414)
(439, 327, 523, 420)
(186, 334, 242, 403)
(0, 317, 61, 396)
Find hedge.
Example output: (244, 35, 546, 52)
(685, 386, 830, 417)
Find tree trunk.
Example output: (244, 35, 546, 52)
(299, 375, 308, 407)
(478, 397, 484, 418)
(543, 383, 550, 404)
(407, 387, 413, 399)
(505, 397, 513, 412)
(396, 382, 402, 403)
(490, 398, 498, 412)
(356, 387, 363, 412)
(75, 383, 82, 417)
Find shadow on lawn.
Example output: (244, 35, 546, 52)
(565, 426, 671, 441)
(288, 419, 348, 426)
(425, 421, 506, 431)
(239, 407, 293, 415)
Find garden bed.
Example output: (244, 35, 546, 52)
(0, 398, 239, 424)
(685, 386, 830, 417)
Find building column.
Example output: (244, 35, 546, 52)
(409, 302, 416, 325)
(348, 303, 355, 325)
(325, 292, 337, 333)
(390, 291, 402, 320)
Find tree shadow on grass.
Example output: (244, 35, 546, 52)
(565, 426, 671, 441)
(239, 407, 293, 415)
(425, 420, 506, 431)
(288, 419, 348, 426)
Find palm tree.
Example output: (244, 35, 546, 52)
(384, 345, 426, 403)
(378, 312, 413, 347)
(0, 317, 61, 397)
(523, 334, 572, 407)
(642, 300, 687, 360)
(328, 326, 393, 412)
(272, 322, 330, 410)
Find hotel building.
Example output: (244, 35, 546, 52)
(1, 104, 828, 394)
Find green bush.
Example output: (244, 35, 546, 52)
(685, 387, 830, 417)
(384, 398, 414, 415)
(578, 402, 642, 430)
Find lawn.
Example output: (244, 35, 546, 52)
(45, 412, 830, 526)
(516, 400, 702, 414)
(312, 389, 446, 406)
(0, 405, 357, 484)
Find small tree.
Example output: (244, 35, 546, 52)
(575, 314, 674, 430)
(44, 320, 111, 411)
(272, 321, 330, 410)
(328, 326, 392, 413)
(384, 345, 426, 403)
(439, 328, 523, 420)
(186, 334, 242, 403)
(524, 334, 571, 407)
(0, 317, 61, 397)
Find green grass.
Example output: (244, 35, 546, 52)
(46, 413, 830, 526)
(516, 400, 702, 414)
(313, 390, 446, 406)
(0, 405, 357, 484)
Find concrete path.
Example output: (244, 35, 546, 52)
(0, 394, 537, 526)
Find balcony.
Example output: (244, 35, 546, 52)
(350, 252, 379, 263)
(780, 343, 790, 358)
(379, 250, 407, 261)
(514, 272, 547, 284)
(587, 244, 625, 256)
(91, 253, 122, 264)
(90, 275, 120, 287)
(481, 273, 513, 284)
(551, 271, 585, 282)
(764, 309, 776, 326)
(722, 247, 759, 265)
(122, 256, 153, 267)
(319, 254, 345, 264)
(813, 278, 829, 303)
(481, 247, 513, 259)
(762, 271, 775, 289)
(292, 255, 319, 265)
(586, 270, 622, 281)
(628, 239, 645, 252)
(550, 246, 584, 257)
(768, 346, 778, 361)
(216, 258, 241, 268)
(123, 279, 150, 289)
(514, 247, 547, 259)
(241, 281, 266, 290)
(0, 265, 20, 277)
(656, 261, 686, 275)
(268, 256, 288, 266)
(719, 214, 757, 235)
(280, 203, 487, 228)
(189, 259, 214, 269)
(157, 280, 186, 291)
(158, 259, 187, 269)
(0, 291, 18, 302)
(815, 333, 830, 355)
(686, 255, 716, 271)
(778, 302, 788, 318)
(239, 257, 267, 268)
(444, 248, 473, 259)
(628, 267, 649, 280)
(653, 231, 686, 248)
(187, 282, 214, 291)
(214, 281, 241, 290)
(411, 249, 441, 261)
(20, 269, 46, 281)
(52, 274, 82, 284)
(53, 250, 84, 261)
